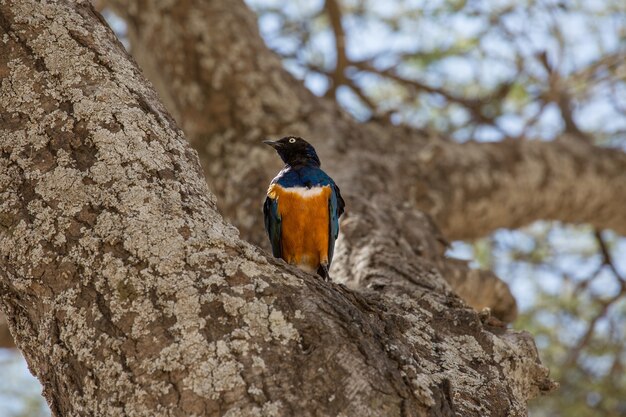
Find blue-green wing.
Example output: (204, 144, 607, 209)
(327, 183, 345, 265)
(263, 196, 282, 258)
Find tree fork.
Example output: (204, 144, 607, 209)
(0, 1, 553, 416)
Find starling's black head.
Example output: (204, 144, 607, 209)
(263, 136, 321, 167)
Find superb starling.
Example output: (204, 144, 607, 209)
(263, 136, 345, 280)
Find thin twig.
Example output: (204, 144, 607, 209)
(595, 230, 626, 286)
(324, 0, 348, 96)
(564, 230, 626, 367)
(563, 289, 624, 368)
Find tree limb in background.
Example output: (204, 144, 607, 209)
(409, 138, 626, 240)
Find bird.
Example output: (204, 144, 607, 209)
(263, 136, 345, 281)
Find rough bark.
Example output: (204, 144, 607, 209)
(0, 1, 554, 416)
(105, 0, 626, 324)
(103, 0, 523, 320)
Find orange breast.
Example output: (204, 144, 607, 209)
(268, 184, 331, 271)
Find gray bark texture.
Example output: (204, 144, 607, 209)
(0, 0, 584, 416)
(106, 0, 626, 319)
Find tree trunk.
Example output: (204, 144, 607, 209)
(107, 0, 626, 323)
(103, 0, 524, 320)
(0, 1, 555, 416)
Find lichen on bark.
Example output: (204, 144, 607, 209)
(0, 1, 555, 416)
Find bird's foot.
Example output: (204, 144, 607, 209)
(317, 264, 330, 282)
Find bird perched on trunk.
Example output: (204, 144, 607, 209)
(263, 136, 345, 280)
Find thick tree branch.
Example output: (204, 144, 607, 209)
(103, 0, 626, 329)
(333, 196, 518, 323)
(409, 138, 626, 240)
(102, 0, 519, 319)
(0, 1, 554, 416)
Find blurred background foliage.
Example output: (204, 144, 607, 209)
(2, 0, 625, 416)
(248, 0, 626, 146)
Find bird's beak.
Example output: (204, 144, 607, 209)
(263, 140, 280, 149)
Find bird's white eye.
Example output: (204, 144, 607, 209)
(289, 138, 296, 143)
